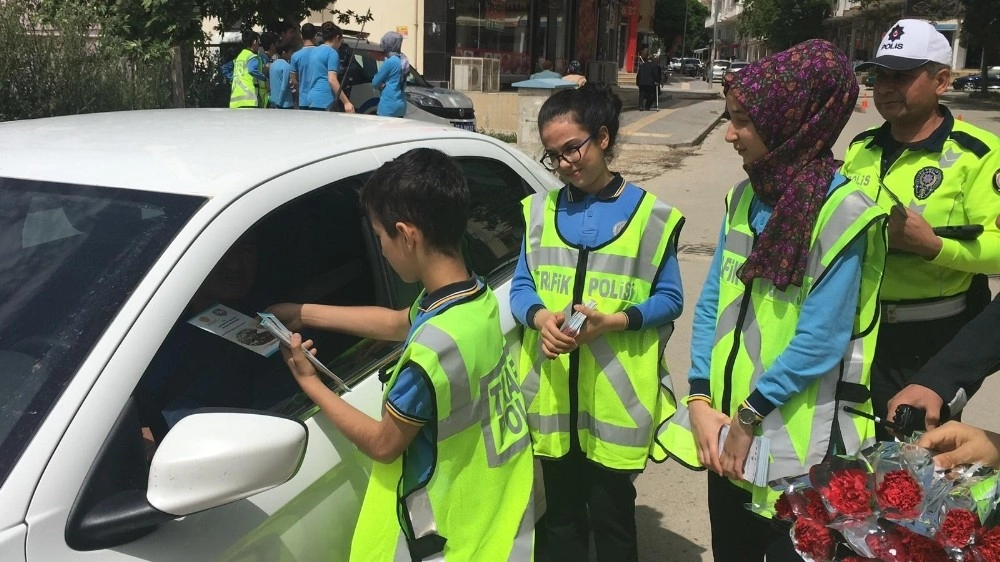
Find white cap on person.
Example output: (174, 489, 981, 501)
(855, 19, 952, 71)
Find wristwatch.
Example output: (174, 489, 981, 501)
(737, 404, 763, 428)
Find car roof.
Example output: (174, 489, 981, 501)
(0, 109, 482, 197)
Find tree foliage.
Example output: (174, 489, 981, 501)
(737, 0, 832, 50)
(652, 0, 711, 56)
(38, 0, 374, 47)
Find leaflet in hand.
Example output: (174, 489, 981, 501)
(718, 425, 771, 487)
(257, 312, 350, 393)
(187, 304, 279, 357)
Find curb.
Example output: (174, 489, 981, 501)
(665, 109, 727, 149)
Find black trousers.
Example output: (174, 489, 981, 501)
(870, 275, 991, 440)
(638, 85, 656, 109)
(707, 472, 802, 562)
(538, 449, 638, 562)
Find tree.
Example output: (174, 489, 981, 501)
(737, 0, 832, 50)
(40, 0, 373, 47)
(959, 0, 1000, 92)
(652, 0, 710, 56)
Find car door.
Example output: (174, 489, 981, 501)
(24, 150, 396, 561)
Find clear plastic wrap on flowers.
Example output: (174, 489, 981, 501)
(755, 441, 1000, 561)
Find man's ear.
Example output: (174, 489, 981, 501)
(934, 68, 952, 96)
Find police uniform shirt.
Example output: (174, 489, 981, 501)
(842, 104, 1000, 301)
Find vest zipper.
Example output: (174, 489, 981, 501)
(568, 247, 589, 452)
(721, 290, 752, 417)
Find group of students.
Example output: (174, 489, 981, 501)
(228, 23, 408, 117)
(261, 16, 1000, 562)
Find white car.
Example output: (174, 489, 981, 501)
(728, 61, 750, 73)
(0, 109, 559, 561)
(711, 60, 731, 82)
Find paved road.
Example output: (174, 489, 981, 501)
(626, 91, 1000, 561)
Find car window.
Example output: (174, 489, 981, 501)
(134, 175, 387, 442)
(0, 178, 202, 488)
(342, 43, 433, 88)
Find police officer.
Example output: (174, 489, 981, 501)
(843, 19, 1000, 440)
(229, 31, 267, 109)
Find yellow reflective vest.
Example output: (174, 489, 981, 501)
(518, 187, 684, 471)
(230, 49, 259, 108)
(351, 284, 534, 561)
(658, 178, 887, 515)
(841, 112, 1000, 302)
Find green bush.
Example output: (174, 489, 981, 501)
(0, 0, 173, 121)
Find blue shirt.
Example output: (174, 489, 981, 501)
(290, 46, 314, 108)
(307, 44, 340, 110)
(246, 55, 267, 83)
(385, 277, 485, 492)
(269, 59, 293, 108)
(510, 175, 684, 330)
(372, 55, 407, 117)
(688, 175, 865, 416)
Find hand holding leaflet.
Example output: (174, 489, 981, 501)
(560, 299, 598, 337)
(258, 312, 350, 392)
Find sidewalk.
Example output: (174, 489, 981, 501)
(614, 76, 726, 149)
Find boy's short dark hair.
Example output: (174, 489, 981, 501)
(301, 23, 317, 41)
(319, 21, 343, 43)
(360, 148, 469, 256)
(260, 31, 279, 51)
(241, 31, 259, 49)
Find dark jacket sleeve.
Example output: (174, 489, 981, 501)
(909, 292, 1000, 404)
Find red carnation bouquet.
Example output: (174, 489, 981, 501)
(766, 441, 1000, 561)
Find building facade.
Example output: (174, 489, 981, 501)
(314, 0, 651, 86)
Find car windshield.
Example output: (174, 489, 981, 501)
(0, 178, 202, 487)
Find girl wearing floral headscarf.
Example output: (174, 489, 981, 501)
(372, 31, 409, 117)
(661, 39, 888, 561)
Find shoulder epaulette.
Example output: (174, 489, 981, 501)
(948, 130, 991, 159)
(850, 129, 878, 146)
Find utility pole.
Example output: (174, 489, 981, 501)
(708, 0, 719, 82)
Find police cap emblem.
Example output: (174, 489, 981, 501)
(913, 166, 944, 200)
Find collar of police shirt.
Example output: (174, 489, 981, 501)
(869, 104, 954, 176)
(565, 172, 626, 203)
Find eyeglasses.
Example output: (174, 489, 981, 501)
(539, 134, 594, 171)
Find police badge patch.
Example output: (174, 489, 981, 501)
(993, 169, 1000, 195)
(913, 166, 944, 199)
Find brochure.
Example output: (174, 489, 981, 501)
(187, 304, 279, 357)
(257, 312, 350, 392)
(718, 425, 771, 487)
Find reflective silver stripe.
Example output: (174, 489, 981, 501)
(740, 311, 767, 392)
(587, 336, 652, 431)
(713, 296, 744, 346)
(231, 81, 256, 102)
(837, 338, 870, 456)
(478, 350, 532, 466)
(524, 195, 547, 270)
(528, 412, 571, 435)
(526, 246, 577, 269)
(804, 190, 877, 282)
(392, 531, 410, 562)
(763, 365, 839, 480)
(578, 412, 655, 447)
(526, 247, 659, 287)
(507, 488, 535, 561)
(881, 294, 966, 323)
(723, 228, 753, 258)
(406, 487, 439, 542)
(413, 325, 476, 440)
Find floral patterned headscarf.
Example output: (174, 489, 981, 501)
(723, 39, 859, 290)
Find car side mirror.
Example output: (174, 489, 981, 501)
(147, 411, 307, 516)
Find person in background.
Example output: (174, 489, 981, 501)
(842, 19, 1000, 440)
(268, 42, 295, 109)
(371, 31, 408, 118)
(289, 23, 318, 110)
(662, 39, 887, 562)
(636, 46, 661, 111)
(229, 31, 267, 108)
(511, 82, 685, 561)
(271, 148, 534, 560)
(308, 22, 354, 113)
(562, 60, 587, 88)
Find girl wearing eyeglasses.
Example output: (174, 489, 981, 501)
(509, 82, 685, 561)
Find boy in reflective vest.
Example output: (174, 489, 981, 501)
(274, 148, 534, 561)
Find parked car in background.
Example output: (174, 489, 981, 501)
(668, 57, 682, 72)
(681, 57, 703, 77)
(711, 60, 731, 82)
(339, 33, 477, 131)
(863, 72, 876, 89)
(728, 61, 750, 73)
(0, 109, 560, 561)
(951, 70, 1000, 92)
